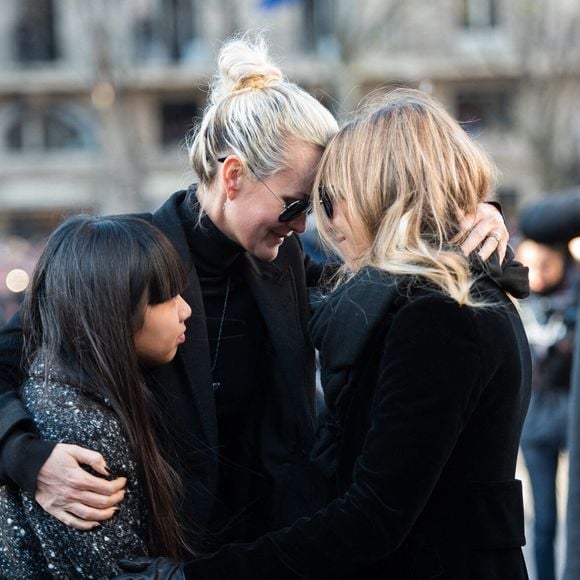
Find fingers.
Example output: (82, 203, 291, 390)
(66, 501, 119, 523)
(36, 485, 125, 528)
(72, 487, 126, 511)
(476, 232, 504, 261)
(458, 218, 496, 256)
(64, 469, 127, 495)
(497, 232, 508, 263)
(65, 444, 111, 477)
(35, 443, 128, 528)
(41, 443, 127, 494)
(456, 202, 510, 261)
(459, 218, 508, 261)
(50, 509, 102, 531)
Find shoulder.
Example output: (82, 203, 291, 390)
(150, 188, 196, 266)
(151, 189, 192, 229)
(22, 376, 127, 457)
(389, 288, 477, 341)
(387, 283, 525, 364)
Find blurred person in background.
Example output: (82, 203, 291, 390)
(115, 89, 531, 580)
(0, 33, 517, 560)
(0, 215, 192, 578)
(519, 193, 580, 580)
(516, 239, 577, 580)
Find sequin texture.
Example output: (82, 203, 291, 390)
(0, 360, 149, 579)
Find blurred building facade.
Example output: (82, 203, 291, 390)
(0, 0, 579, 314)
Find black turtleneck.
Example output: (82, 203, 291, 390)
(182, 205, 267, 419)
(180, 201, 269, 541)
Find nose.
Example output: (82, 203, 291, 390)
(287, 212, 307, 234)
(177, 295, 192, 322)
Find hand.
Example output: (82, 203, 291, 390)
(35, 443, 126, 530)
(456, 202, 508, 262)
(114, 557, 185, 579)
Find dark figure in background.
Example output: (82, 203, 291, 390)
(516, 239, 577, 580)
(519, 191, 580, 580)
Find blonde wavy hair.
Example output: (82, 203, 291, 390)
(189, 32, 338, 196)
(313, 88, 498, 306)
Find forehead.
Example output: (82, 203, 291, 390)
(277, 141, 323, 189)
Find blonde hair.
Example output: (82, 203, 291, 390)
(189, 33, 338, 191)
(313, 88, 498, 306)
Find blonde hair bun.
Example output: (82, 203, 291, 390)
(189, 32, 337, 186)
(210, 35, 284, 104)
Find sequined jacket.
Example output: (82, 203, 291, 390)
(0, 361, 148, 579)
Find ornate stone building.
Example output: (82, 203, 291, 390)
(0, 0, 579, 315)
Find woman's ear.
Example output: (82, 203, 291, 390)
(221, 156, 244, 200)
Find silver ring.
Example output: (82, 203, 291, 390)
(488, 231, 502, 243)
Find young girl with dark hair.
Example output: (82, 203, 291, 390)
(0, 215, 191, 579)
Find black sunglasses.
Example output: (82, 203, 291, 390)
(319, 185, 334, 220)
(218, 156, 312, 223)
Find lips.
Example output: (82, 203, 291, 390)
(272, 230, 293, 240)
(269, 231, 286, 245)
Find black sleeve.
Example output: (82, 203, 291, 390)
(519, 192, 580, 244)
(0, 311, 55, 492)
(181, 298, 484, 579)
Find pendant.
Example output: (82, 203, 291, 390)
(212, 382, 221, 391)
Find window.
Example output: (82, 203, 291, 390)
(4, 104, 96, 152)
(134, 0, 199, 63)
(461, 0, 498, 29)
(160, 100, 201, 147)
(455, 88, 513, 133)
(13, 0, 58, 63)
(302, 0, 337, 54)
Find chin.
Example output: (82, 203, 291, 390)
(253, 244, 281, 262)
(258, 252, 279, 262)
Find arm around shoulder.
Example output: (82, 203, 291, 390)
(0, 310, 53, 492)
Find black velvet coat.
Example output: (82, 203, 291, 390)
(182, 267, 532, 579)
(0, 188, 324, 549)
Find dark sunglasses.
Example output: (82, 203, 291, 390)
(318, 185, 334, 219)
(218, 156, 312, 223)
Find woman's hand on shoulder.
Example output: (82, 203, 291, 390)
(456, 202, 508, 262)
(35, 443, 126, 530)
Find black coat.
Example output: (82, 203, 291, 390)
(183, 268, 532, 579)
(0, 189, 324, 548)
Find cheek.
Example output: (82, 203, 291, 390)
(234, 209, 279, 244)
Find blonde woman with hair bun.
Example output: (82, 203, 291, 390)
(0, 34, 520, 568)
(115, 90, 531, 578)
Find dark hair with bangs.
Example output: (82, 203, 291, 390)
(22, 215, 188, 558)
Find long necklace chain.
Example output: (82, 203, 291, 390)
(211, 275, 231, 390)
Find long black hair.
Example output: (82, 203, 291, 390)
(22, 215, 188, 558)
